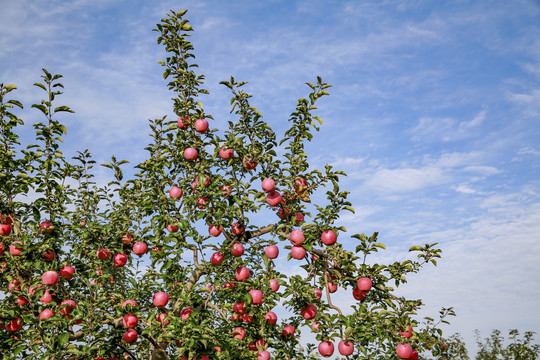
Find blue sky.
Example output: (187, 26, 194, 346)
(2, 0, 540, 355)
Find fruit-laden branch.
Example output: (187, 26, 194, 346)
(142, 333, 168, 360)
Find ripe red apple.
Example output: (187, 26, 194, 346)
(282, 325, 295, 336)
(277, 207, 290, 219)
(40, 221, 53, 233)
(9, 241, 23, 256)
(399, 330, 412, 338)
(123, 329, 138, 343)
(396, 344, 413, 359)
(196, 196, 208, 209)
(357, 277, 372, 292)
(38, 309, 54, 320)
(192, 174, 210, 189)
(153, 292, 169, 308)
(290, 229, 305, 246)
(219, 147, 234, 160)
(184, 147, 198, 160)
(243, 314, 253, 323)
(194, 118, 208, 133)
(338, 341, 354, 356)
(233, 327, 245, 340)
(313, 288, 322, 299)
(43, 249, 55, 261)
(266, 191, 282, 206)
(318, 341, 334, 357)
(5, 318, 23, 332)
(269, 279, 280, 292)
(301, 304, 317, 319)
(221, 185, 232, 197)
(311, 322, 321, 332)
(17, 295, 28, 306)
(328, 281, 338, 293)
(122, 299, 138, 309)
(60, 300, 76, 315)
(321, 229, 337, 245)
(0, 213, 13, 225)
(209, 224, 222, 237)
(235, 266, 250, 281)
(353, 288, 367, 300)
(121, 233, 132, 245)
(233, 301, 245, 314)
(242, 156, 257, 170)
(290, 245, 306, 259)
(180, 307, 193, 320)
(42, 271, 59, 286)
(293, 212, 304, 225)
(113, 253, 128, 267)
(265, 245, 279, 259)
(408, 350, 419, 360)
(157, 313, 170, 326)
(249, 289, 263, 304)
(0, 242, 5, 255)
(265, 311, 277, 324)
(295, 177, 308, 190)
(97, 247, 110, 260)
(210, 252, 224, 265)
(133, 241, 148, 256)
(169, 186, 183, 199)
(257, 351, 270, 360)
(166, 220, 179, 232)
(0, 224, 12, 236)
(40, 289, 53, 304)
(231, 222, 243, 235)
(231, 242, 244, 257)
(177, 116, 189, 129)
(261, 178, 276, 193)
(224, 281, 235, 289)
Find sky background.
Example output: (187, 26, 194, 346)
(1, 0, 540, 357)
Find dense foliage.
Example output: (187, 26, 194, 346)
(0, 9, 456, 360)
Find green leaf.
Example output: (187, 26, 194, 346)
(58, 333, 70, 347)
(31, 104, 48, 115)
(344, 206, 355, 214)
(373, 243, 386, 249)
(13, 345, 26, 355)
(409, 246, 423, 252)
(54, 105, 74, 113)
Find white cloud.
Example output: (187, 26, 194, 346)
(364, 166, 447, 193)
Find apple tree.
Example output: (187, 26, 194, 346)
(1, 9, 454, 360)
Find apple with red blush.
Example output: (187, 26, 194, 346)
(265, 245, 279, 259)
(194, 118, 208, 133)
(153, 292, 169, 308)
(219, 147, 234, 160)
(133, 241, 147, 256)
(318, 341, 334, 357)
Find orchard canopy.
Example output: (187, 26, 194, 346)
(0, 9, 454, 360)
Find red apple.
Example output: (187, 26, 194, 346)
(0, 224, 12, 236)
(113, 253, 128, 267)
(97, 247, 110, 260)
(219, 147, 234, 160)
(9, 241, 23, 256)
(396, 344, 413, 359)
(338, 341, 354, 356)
(166, 220, 179, 232)
(123, 329, 138, 343)
(235, 266, 250, 281)
(42, 271, 59, 286)
(169, 186, 183, 199)
(291, 245, 306, 259)
(408, 350, 419, 360)
(17, 296, 28, 306)
(8, 280, 20, 292)
(177, 116, 189, 129)
(269, 279, 280, 292)
(40, 289, 53, 304)
(157, 313, 170, 326)
(224, 281, 235, 289)
(233, 327, 245, 340)
(321, 229, 337, 245)
(209, 224, 222, 237)
(277, 207, 290, 219)
(40, 221, 53, 233)
(184, 147, 198, 160)
(43, 249, 55, 261)
(194, 118, 208, 133)
(301, 304, 317, 320)
(38, 309, 54, 320)
(6, 318, 23, 332)
(153, 292, 169, 308)
(353, 288, 367, 300)
(121, 233, 132, 245)
(290, 229, 305, 246)
(133, 241, 147, 256)
(233, 301, 245, 314)
(231, 242, 244, 257)
(249, 289, 263, 304)
(243, 314, 253, 323)
(221, 185, 232, 197)
(257, 351, 270, 360)
(265, 311, 277, 324)
(295, 177, 308, 191)
(242, 156, 257, 170)
(293, 212, 304, 225)
(196, 196, 208, 209)
(318, 341, 334, 357)
(265, 245, 279, 259)
(0, 242, 5, 255)
(122, 299, 138, 309)
(266, 191, 282, 206)
(282, 325, 295, 336)
(399, 330, 412, 339)
(181, 307, 193, 320)
(192, 174, 210, 189)
(261, 178, 276, 193)
(313, 288, 322, 300)
(0, 213, 13, 225)
(210, 252, 224, 265)
(231, 222, 243, 235)
(60, 300, 76, 315)
(311, 322, 321, 332)
(357, 277, 372, 292)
